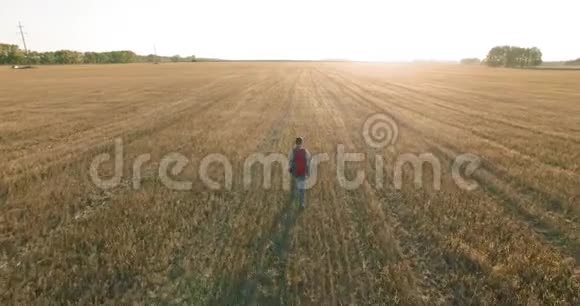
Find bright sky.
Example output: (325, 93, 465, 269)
(1, 0, 578, 61)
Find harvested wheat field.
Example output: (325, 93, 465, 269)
(0, 62, 579, 304)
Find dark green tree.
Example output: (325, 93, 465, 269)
(1, 42, 195, 65)
(485, 46, 542, 68)
(0, 43, 25, 64)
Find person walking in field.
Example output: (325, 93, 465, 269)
(288, 137, 311, 208)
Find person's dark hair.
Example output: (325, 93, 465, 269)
(295, 137, 303, 145)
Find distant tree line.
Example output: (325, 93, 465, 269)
(460, 58, 481, 65)
(484, 46, 542, 68)
(0, 43, 196, 65)
(564, 58, 580, 66)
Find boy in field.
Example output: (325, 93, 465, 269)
(288, 137, 311, 208)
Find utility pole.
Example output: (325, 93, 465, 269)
(153, 44, 159, 63)
(18, 21, 28, 54)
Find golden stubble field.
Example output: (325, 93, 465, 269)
(0, 62, 578, 304)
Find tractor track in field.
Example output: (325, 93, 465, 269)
(327, 67, 580, 145)
(311, 70, 380, 302)
(1, 75, 248, 184)
(225, 199, 303, 306)
(346, 70, 579, 259)
(422, 82, 580, 139)
(382, 80, 580, 146)
(0, 75, 279, 278)
(214, 69, 302, 305)
(308, 71, 373, 303)
(2, 63, 579, 304)
(352, 78, 580, 208)
(324, 69, 578, 217)
(316, 68, 449, 301)
(317, 68, 580, 297)
(324, 69, 580, 177)
(146, 74, 293, 302)
(312, 69, 435, 303)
